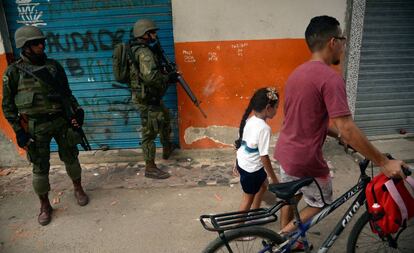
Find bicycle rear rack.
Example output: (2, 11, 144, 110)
(200, 201, 284, 232)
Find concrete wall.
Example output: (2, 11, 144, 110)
(172, 0, 347, 148)
(0, 4, 28, 167)
(0, 0, 349, 166)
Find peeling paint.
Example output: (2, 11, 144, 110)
(184, 125, 238, 146)
(203, 74, 224, 97)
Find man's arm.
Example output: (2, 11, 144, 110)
(327, 126, 339, 138)
(332, 115, 406, 178)
(2, 68, 21, 132)
(137, 47, 168, 94)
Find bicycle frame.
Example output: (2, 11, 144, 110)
(281, 174, 371, 253)
(200, 158, 379, 253)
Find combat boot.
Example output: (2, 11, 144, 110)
(73, 178, 89, 206)
(145, 160, 170, 179)
(162, 143, 176, 160)
(38, 193, 53, 226)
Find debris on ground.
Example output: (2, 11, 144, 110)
(0, 169, 12, 176)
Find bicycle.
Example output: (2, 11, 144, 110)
(200, 154, 413, 253)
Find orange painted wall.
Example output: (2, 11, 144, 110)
(175, 39, 311, 149)
(0, 53, 25, 156)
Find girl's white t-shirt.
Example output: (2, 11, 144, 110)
(236, 115, 271, 173)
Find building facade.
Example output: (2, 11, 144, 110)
(0, 0, 413, 164)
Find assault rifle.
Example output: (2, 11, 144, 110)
(154, 38, 207, 118)
(15, 64, 92, 151)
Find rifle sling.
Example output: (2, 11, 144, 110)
(14, 64, 59, 98)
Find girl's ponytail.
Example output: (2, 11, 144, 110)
(235, 102, 253, 149)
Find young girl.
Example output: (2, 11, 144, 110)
(234, 87, 280, 212)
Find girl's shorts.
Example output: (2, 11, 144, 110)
(237, 162, 267, 194)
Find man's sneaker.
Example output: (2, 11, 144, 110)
(291, 240, 313, 252)
(278, 232, 313, 252)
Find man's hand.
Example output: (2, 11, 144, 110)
(16, 129, 33, 148)
(381, 158, 407, 179)
(71, 107, 84, 128)
(71, 118, 80, 128)
(168, 71, 179, 83)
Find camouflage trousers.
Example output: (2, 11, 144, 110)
(26, 116, 82, 195)
(135, 102, 172, 162)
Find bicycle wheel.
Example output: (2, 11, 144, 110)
(347, 212, 414, 253)
(202, 226, 285, 253)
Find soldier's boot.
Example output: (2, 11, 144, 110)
(38, 193, 53, 226)
(72, 178, 89, 206)
(145, 160, 170, 179)
(162, 143, 176, 160)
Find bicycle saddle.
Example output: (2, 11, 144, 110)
(268, 177, 314, 200)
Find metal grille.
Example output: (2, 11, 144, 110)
(3, 0, 178, 150)
(354, 0, 414, 136)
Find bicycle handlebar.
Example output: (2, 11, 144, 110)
(386, 153, 412, 176)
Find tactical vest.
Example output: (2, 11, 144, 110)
(129, 45, 166, 105)
(14, 62, 63, 116)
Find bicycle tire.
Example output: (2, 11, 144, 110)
(347, 211, 414, 253)
(202, 226, 285, 253)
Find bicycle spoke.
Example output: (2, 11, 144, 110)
(215, 237, 275, 253)
(352, 215, 414, 253)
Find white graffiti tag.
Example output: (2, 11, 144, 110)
(16, 0, 47, 26)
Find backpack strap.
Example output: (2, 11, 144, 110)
(403, 177, 414, 199)
(406, 176, 414, 188)
(126, 43, 145, 99)
(384, 179, 408, 221)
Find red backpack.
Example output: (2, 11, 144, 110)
(366, 173, 414, 236)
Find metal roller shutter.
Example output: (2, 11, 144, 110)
(354, 0, 414, 136)
(3, 0, 178, 150)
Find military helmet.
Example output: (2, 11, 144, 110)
(15, 25, 46, 48)
(133, 19, 159, 38)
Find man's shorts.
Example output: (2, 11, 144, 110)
(237, 162, 267, 195)
(279, 166, 333, 208)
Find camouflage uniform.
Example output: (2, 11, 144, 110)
(2, 55, 82, 195)
(128, 19, 174, 179)
(2, 25, 88, 226)
(129, 41, 171, 162)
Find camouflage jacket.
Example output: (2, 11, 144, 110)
(129, 40, 169, 105)
(2, 54, 79, 133)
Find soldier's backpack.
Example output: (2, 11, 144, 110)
(112, 43, 134, 83)
(366, 172, 414, 236)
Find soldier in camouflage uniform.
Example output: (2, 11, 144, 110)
(128, 19, 177, 179)
(2, 26, 89, 226)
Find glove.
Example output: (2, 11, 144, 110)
(16, 129, 32, 148)
(72, 108, 85, 127)
(168, 72, 179, 83)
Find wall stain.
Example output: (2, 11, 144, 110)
(184, 126, 238, 146)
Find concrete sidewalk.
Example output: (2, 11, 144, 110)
(0, 135, 413, 253)
(366, 135, 414, 163)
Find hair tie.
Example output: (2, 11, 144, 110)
(266, 87, 278, 101)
